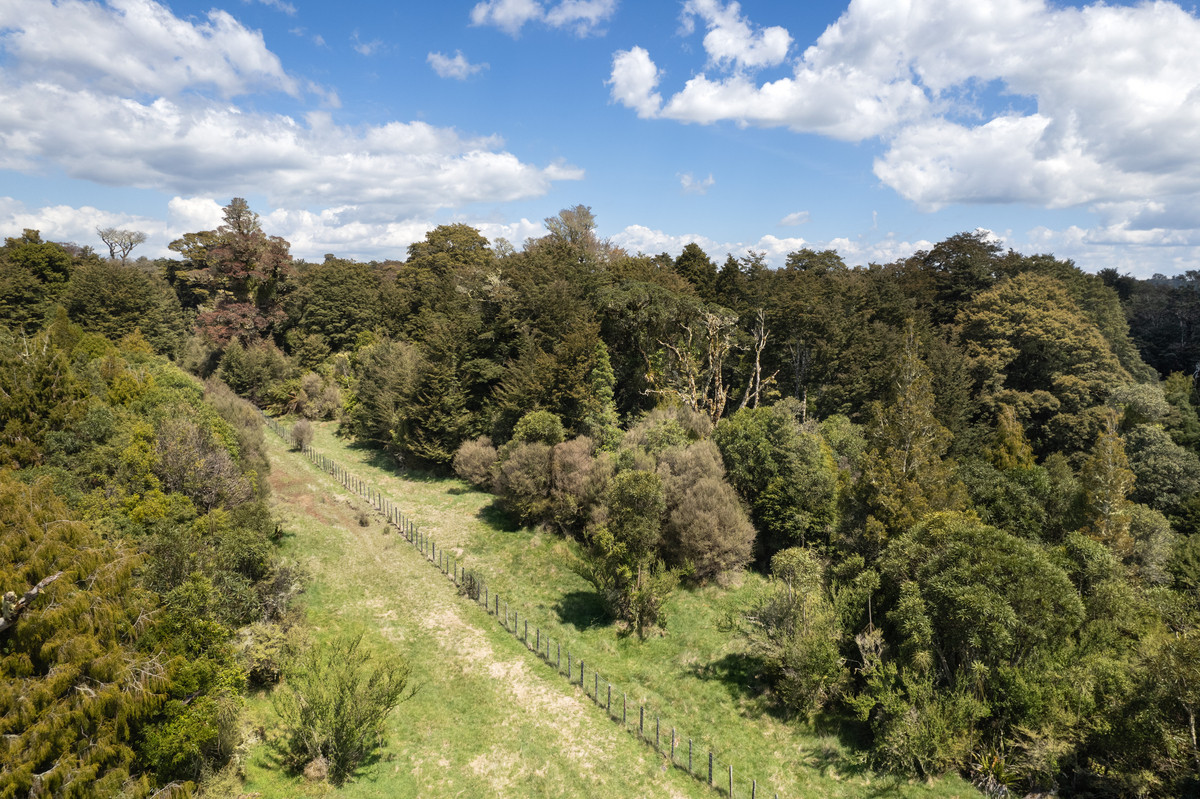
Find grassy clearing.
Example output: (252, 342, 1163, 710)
(238, 421, 978, 798)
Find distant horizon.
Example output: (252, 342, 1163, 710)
(3, 0, 1199, 277)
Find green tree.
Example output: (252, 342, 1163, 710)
(674, 242, 717, 301)
(957, 272, 1130, 455)
(743, 547, 847, 718)
(294, 256, 381, 352)
(714, 401, 839, 556)
(64, 259, 187, 358)
(855, 324, 964, 547)
(1081, 412, 1137, 560)
(578, 470, 678, 638)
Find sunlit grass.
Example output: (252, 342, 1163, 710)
(237, 421, 978, 798)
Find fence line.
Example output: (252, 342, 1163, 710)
(264, 414, 781, 799)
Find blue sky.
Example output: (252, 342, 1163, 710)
(3, 0, 1200, 276)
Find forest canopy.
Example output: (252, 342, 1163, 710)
(3, 204, 1200, 797)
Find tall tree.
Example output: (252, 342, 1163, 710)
(855, 324, 964, 548)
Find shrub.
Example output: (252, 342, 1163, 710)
(510, 410, 565, 446)
(657, 441, 754, 581)
(292, 419, 314, 451)
(273, 633, 414, 785)
(495, 441, 554, 525)
(453, 436, 498, 489)
(550, 436, 610, 534)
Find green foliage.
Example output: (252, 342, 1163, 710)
(64, 259, 187, 358)
(853, 325, 964, 548)
(294, 257, 381, 352)
(272, 633, 414, 785)
(1081, 413, 1137, 560)
(0, 230, 76, 334)
(576, 470, 680, 637)
(218, 339, 294, 408)
(0, 474, 164, 799)
(957, 272, 1130, 455)
(715, 402, 838, 556)
(743, 548, 847, 719)
(510, 409, 566, 446)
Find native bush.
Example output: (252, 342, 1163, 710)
(273, 633, 414, 785)
(291, 419, 314, 451)
(453, 435, 498, 489)
(657, 441, 754, 581)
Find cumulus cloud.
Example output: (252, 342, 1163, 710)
(679, 172, 715, 195)
(545, 0, 617, 36)
(0, 196, 169, 252)
(608, 47, 662, 117)
(780, 211, 809, 226)
(612, 0, 1200, 229)
(680, 0, 791, 70)
(428, 50, 489, 79)
(0, 0, 579, 224)
(0, 0, 297, 98)
(611, 224, 808, 266)
(471, 0, 616, 36)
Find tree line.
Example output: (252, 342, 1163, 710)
(3, 200, 1200, 796)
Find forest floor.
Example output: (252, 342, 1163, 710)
(231, 421, 979, 799)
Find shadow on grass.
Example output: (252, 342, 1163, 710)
(554, 589, 612, 631)
(265, 731, 390, 788)
(476, 500, 523, 532)
(690, 651, 770, 705)
(346, 440, 448, 484)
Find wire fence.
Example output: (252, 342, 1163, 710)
(263, 414, 783, 799)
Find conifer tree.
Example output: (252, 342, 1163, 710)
(856, 324, 963, 547)
(1081, 411, 1136, 559)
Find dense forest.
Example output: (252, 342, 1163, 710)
(3, 198, 1200, 797)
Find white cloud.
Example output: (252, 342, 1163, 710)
(0, 1, 580, 222)
(470, 0, 616, 37)
(253, 0, 297, 14)
(167, 196, 224, 234)
(0, 196, 169, 252)
(428, 50, 489, 80)
(678, 172, 715, 195)
(470, 0, 544, 36)
(0, 0, 297, 98)
(608, 47, 662, 117)
(610, 224, 807, 266)
(612, 0, 1200, 232)
(680, 0, 791, 70)
(351, 31, 383, 56)
(780, 211, 809, 226)
(544, 0, 617, 36)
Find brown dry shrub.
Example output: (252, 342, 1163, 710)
(550, 436, 611, 534)
(453, 436, 498, 489)
(657, 440, 754, 581)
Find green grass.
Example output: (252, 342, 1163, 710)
(235, 422, 979, 798)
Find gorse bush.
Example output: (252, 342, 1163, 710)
(273, 633, 415, 785)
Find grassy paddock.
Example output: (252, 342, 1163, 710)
(236, 421, 977, 798)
